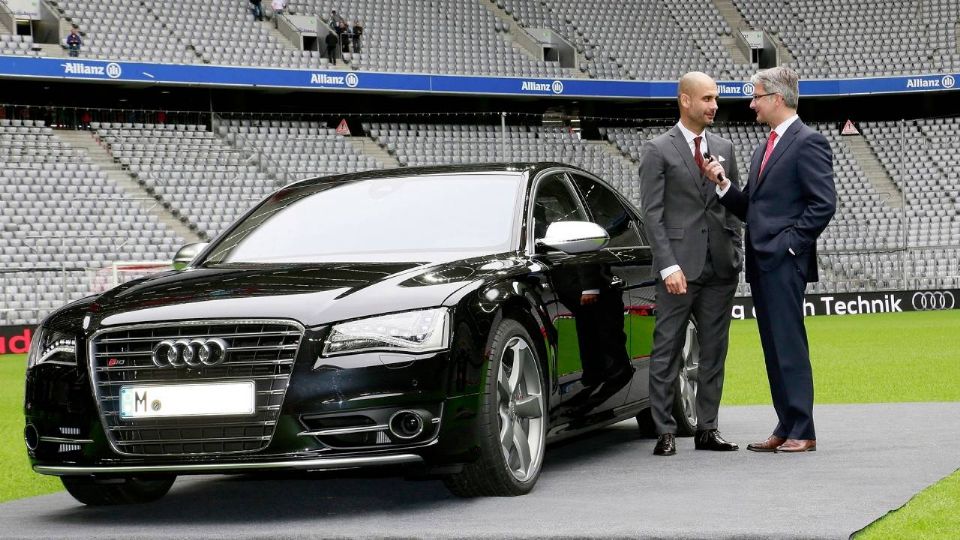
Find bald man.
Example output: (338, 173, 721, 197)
(639, 72, 743, 456)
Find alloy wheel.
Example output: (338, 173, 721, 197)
(496, 336, 545, 483)
(677, 321, 700, 429)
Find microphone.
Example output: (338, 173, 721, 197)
(703, 152, 726, 184)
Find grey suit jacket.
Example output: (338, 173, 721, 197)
(639, 125, 743, 282)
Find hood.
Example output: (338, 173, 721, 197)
(88, 256, 530, 329)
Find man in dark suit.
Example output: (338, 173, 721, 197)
(704, 66, 836, 453)
(639, 72, 743, 456)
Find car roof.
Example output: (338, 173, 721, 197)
(285, 162, 590, 190)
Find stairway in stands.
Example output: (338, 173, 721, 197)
(55, 129, 203, 243)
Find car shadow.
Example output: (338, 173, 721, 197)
(543, 419, 656, 471)
(46, 422, 654, 524)
(46, 466, 455, 525)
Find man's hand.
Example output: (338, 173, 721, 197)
(580, 293, 599, 305)
(703, 159, 727, 188)
(664, 269, 687, 295)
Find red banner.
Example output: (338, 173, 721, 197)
(0, 325, 35, 355)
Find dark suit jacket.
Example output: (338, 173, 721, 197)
(718, 119, 836, 283)
(639, 126, 743, 282)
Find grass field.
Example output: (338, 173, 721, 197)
(722, 310, 960, 405)
(1, 310, 958, 535)
(855, 468, 960, 540)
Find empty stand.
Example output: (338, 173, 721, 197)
(92, 122, 277, 239)
(502, 0, 754, 80)
(288, 0, 575, 76)
(2, 112, 958, 323)
(219, 118, 382, 183)
(49, 0, 197, 63)
(731, 0, 960, 78)
(0, 119, 186, 324)
(0, 33, 39, 57)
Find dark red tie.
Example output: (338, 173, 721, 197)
(693, 136, 704, 171)
(759, 131, 778, 175)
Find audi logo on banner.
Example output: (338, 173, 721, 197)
(151, 338, 229, 368)
(910, 291, 956, 311)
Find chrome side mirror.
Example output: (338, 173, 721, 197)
(172, 242, 209, 270)
(537, 221, 609, 254)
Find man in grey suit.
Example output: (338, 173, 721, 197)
(639, 72, 743, 456)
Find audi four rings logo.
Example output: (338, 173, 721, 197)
(911, 291, 956, 311)
(151, 338, 229, 368)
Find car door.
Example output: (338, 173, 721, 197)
(527, 172, 598, 419)
(529, 171, 635, 423)
(568, 173, 656, 407)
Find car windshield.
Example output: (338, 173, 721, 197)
(203, 172, 524, 264)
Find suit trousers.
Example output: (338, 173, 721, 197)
(649, 255, 738, 434)
(751, 256, 816, 440)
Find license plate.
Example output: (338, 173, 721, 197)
(119, 382, 256, 419)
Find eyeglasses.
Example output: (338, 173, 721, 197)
(750, 92, 779, 102)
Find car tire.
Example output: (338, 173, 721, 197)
(444, 318, 546, 497)
(61, 475, 176, 505)
(671, 318, 700, 437)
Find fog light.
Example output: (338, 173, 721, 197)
(24, 424, 39, 451)
(388, 410, 426, 440)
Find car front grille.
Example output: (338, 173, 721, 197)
(89, 320, 303, 457)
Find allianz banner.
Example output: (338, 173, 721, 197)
(0, 325, 34, 355)
(732, 289, 959, 320)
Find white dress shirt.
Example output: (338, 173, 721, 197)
(676, 120, 709, 158)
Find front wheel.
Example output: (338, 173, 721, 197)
(444, 319, 546, 497)
(61, 475, 176, 506)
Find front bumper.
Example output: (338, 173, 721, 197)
(33, 452, 424, 476)
(25, 320, 485, 473)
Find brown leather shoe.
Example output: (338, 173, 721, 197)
(776, 439, 817, 453)
(746, 435, 786, 453)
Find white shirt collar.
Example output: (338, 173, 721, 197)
(772, 114, 800, 139)
(676, 121, 705, 144)
(676, 121, 708, 155)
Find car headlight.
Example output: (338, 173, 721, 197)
(26, 326, 77, 369)
(322, 308, 451, 357)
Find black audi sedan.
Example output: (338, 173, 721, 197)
(24, 163, 702, 504)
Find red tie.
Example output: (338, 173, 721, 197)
(693, 136, 704, 171)
(759, 131, 778, 176)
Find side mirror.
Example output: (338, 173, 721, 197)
(172, 242, 209, 270)
(537, 221, 609, 254)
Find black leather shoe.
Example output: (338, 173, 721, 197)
(653, 433, 676, 456)
(694, 429, 739, 451)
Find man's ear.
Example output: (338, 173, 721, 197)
(678, 93, 689, 109)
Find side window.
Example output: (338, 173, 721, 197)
(570, 174, 643, 248)
(531, 174, 586, 241)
